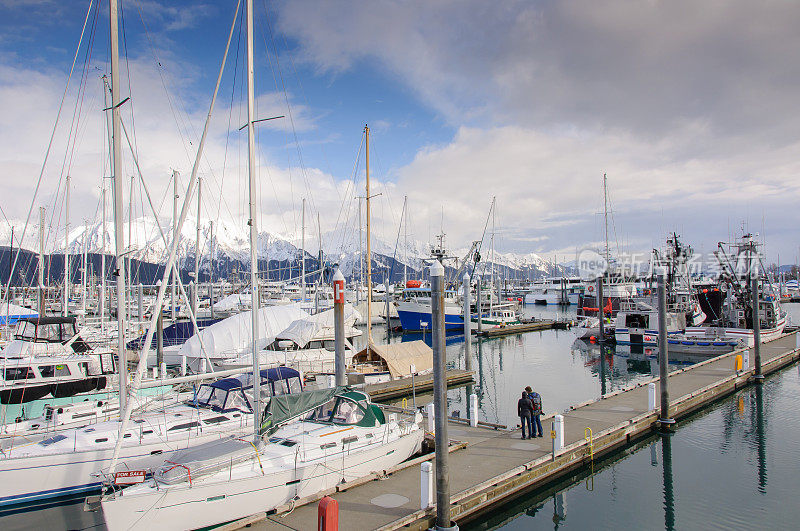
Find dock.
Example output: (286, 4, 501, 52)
(475, 319, 573, 338)
(239, 332, 799, 530)
(364, 369, 475, 401)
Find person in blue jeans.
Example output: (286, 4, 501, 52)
(525, 385, 544, 437)
(517, 391, 534, 439)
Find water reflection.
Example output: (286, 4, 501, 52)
(661, 434, 675, 531)
(465, 362, 799, 531)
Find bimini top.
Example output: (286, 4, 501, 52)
(210, 367, 301, 391)
(18, 315, 75, 325)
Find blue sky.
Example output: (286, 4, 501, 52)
(1, 1, 800, 266)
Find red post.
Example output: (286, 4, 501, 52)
(318, 495, 339, 531)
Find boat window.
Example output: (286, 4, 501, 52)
(323, 340, 335, 351)
(195, 385, 227, 411)
(223, 389, 251, 412)
(286, 377, 302, 394)
(168, 421, 200, 431)
(202, 416, 229, 424)
(272, 380, 288, 396)
(95, 438, 109, 443)
(331, 398, 364, 425)
(37, 323, 61, 342)
(306, 398, 337, 422)
(15, 321, 36, 340)
(39, 435, 68, 446)
(38, 364, 71, 378)
(142, 430, 154, 435)
(4, 366, 33, 380)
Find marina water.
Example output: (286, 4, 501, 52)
(2, 303, 798, 529)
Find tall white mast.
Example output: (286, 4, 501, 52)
(403, 195, 408, 286)
(63, 175, 70, 316)
(81, 220, 88, 316)
(109, 0, 128, 412)
(603, 173, 609, 265)
(301, 197, 306, 303)
(245, 0, 261, 443)
(38, 207, 45, 315)
(100, 186, 106, 331)
(365, 125, 372, 349)
(194, 177, 202, 312)
(490, 196, 496, 314)
(172, 170, 179, 321)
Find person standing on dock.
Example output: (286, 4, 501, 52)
(526, 385, 544, 437)
(518, 391, 534, 439)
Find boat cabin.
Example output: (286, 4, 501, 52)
(193, 368, 303, 413)
(11, 316, 91, 352)
(305, 390, 384, 427)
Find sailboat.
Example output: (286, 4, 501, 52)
(100, 7, 423, 528)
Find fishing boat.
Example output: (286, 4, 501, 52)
(99, 388, 423, 530)
(684, 234, 786, 348)
(472, 302, 522, 328)
(396, 286, 464, 331)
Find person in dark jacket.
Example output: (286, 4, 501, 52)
(518, 391, 534, 439)
(525, 385, 544, 437)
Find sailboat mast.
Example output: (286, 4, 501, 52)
(358, 198, 363, 301)
(603, 173, 609, 265)
(365, 125, 372, 348)
(64, 175, 70, 316)
(38, 207, 45, 315)
(100, 187, 106, 331)
(109, 0, 128, 412)
(245, 0, 261, 443)
(403, 195, 408, 286)
(194, 177, 201, 312)
(301, 197, 305, 303)
(172, 170, 179, 321)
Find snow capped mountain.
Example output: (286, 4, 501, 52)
(0, 216, 568, 279)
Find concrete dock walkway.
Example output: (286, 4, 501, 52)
(248, 332, 799, 530)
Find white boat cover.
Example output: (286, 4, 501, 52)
(179, 304, 308, 359)
(277, 305, 362, 348)
(212, 293, 251, 312)
(352, 340, 433, 379)
(0, 303, 38, 325)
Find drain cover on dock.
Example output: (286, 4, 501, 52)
(370, 494, 410, 508)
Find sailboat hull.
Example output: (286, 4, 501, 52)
(101, 429, 423, 530)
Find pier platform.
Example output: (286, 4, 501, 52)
(365, 369, 475, 401)
(241, 332, 799, 531)
(474, 319, 572, 338)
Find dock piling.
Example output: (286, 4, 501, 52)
(469, 393, 478, 427)
(657, 267, 675, 427)
(648, 382, 656, 411)
(425, 403, 435, 432)
(751, 266, 763, 380)
(463, 273, 471, 364)
(597, 277, 604, 343)
(333, 269, 346, 387)
(552, 414, 564, 456)
(430, 260, 455, 530)
(420, 461, 434, 510)
(476, 273, 483, 334)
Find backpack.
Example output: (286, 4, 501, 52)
(529, 392, 542, 414)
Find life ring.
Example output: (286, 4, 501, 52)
(588, 285, 594, 292)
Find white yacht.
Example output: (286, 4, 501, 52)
(0, 368, 302, 510)
(100, 388, 423, 530)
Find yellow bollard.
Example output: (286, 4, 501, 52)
(734, 354, 743, 372)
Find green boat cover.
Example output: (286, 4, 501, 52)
(260, 386, 346, 434)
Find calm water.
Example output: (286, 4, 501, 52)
(3, 303, 797, 529)
(465, 358, 800, 530)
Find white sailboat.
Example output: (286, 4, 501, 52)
(101, 6, 423, 527)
